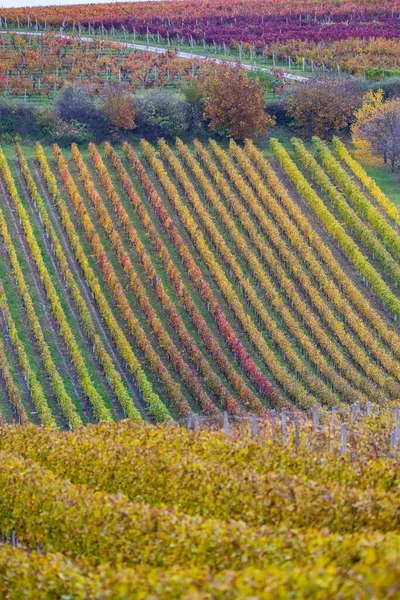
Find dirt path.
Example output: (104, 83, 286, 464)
(32, 159, 147, 417)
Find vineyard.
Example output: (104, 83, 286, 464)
(0, 33, 219, 102)
(0, 417, 400, 597)
(2, 0, 400, 75)
(0, 135, 398, 426)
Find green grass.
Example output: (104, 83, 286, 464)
(365, 166, 400, 206)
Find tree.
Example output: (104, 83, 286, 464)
(54, 84, 107, 139)
(103, 86, 136, 132)
(351, 89, 384, 165)
(354, 98, 400, 171)
(285, 77, 365, 138)
(134, 91, 188, 139)
(201, 63, 273, 140)
(55, 85, 99, 126)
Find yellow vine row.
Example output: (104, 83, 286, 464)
(1, 540, 399, 600)
(0, 302, 27, 423)
(36, 143, 171, 423)
(295, 138, 400, 285)
(143, 139, 315, 408)
(16, 145, 141, 422)
(0, 148, 112, 423)
(333, 136, 400, 228)
(71, 144, 218, 416)
(87, 144, 244, 415)
(245, 140, 400, 360)
(270, 139, 400, 317)
(314, 137, 400, 260)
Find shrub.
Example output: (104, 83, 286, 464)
(285, 77, 366, 138)
(134, 91, 189, 139)
(200, 63, 273, 140)
(0, 101, 38, 137)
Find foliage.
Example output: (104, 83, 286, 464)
(285, 77, 365, 138)
(0, 417, 400, 596)
(201, 63, 272, 140)
(103, 85, 136, 132)
(354, 97, 400, 171)
(351, 89, 385, 165)
(134, 90, 189, 139)
(0, 100, 38, 137)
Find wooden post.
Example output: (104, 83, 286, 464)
(271, 409, 276, 430)
(223, 411, 229, 435)
(341, 423, 347, 454)
(281, 408, 287, 444)
(193, 413, 200, 431)
(331, 407, 335, 427)
(251, 414, 258, 438)
(313, 405, 319, 428)
(186, 411, 192, 430)
(294, 415, 300, 448)
(366, 401, 372, 415)
(391, 431, 396, 455)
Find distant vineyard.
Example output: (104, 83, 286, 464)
(0, 418, 400, 597)
(2, 0, 400, 74)
(0, 33, 213, 100)
(0, 135, 399, 425)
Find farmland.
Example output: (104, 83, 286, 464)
(0, 136, 399, 425)
(0, 0, 400, 596)
(0, 417, 400, 597)
(2, 0, 400, 75)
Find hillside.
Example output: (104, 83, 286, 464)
(0, 418, 399, 597)
(0, 136, 399, 426)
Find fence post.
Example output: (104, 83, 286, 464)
(331, 407, 335, 426)
(395, 405, 400, 426)
(313, 405, 319, 428)
(350, 404, 356, 422)
(391, 431, 397, 456)
(193, 413, 200, 431)
(11, 530, 17, 549)
(281, 408, 287, 444)
(294, 415, 300, 448)
(271, 409, 276, 430)
(223, 411, 229, 435)
(186, 411, 192, 430)
(251, 414, 258, 439)
(366, 401, 372, 415)
(341, 423, 347, 454)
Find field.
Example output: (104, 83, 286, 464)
(0, 135, 399, 426)
(0, 417, 400, 598)
(0, 0, 400, 596)
(2, 0, 400, 76)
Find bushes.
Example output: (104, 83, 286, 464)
(285, 77, 366, 138)
(0, 100, 38, 137)
(134, 90, 189, 139)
